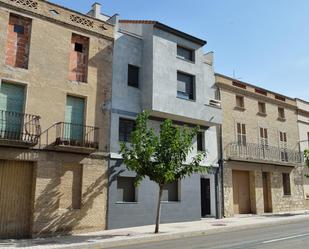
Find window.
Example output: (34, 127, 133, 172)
(177, 45, 194, 62)
(197, 131, 205, 152)
(235, 95, 245, 108)
(119, 118, 135, 142)
(177, 72, 194, 100)
(162, 181, 179, 202)
(59, 164, 83, 210)
(258, 102, 266, 114)
(279, 132, 288, 162)
(14, 24, 24, 34)
(260, 127, 268, 148)
(278, 107, 285, 119)
(6, 14, 31, 69)
(282, 173, 291, 196)
(117, 177, 136, 202)
(74, 42, 83, 52)
(69, 33, 89, 82)
(128, 65, 139, 88)
(237, 123, 246, 146)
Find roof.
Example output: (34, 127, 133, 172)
(119, 20, 207, 46)
(215, 73, 295, 101)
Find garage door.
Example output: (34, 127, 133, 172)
(0, 160, 33, 239)
(232, 170, 251, 214)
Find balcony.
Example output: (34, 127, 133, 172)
(226, 142, 303, 165)
(0, 110, 41, 147)
(40, 122, 99, 153)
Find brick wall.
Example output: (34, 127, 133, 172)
(69, 34, 89, 82)
(6, 14, 31, 69)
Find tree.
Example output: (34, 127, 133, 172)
(120, 111, 208, 233)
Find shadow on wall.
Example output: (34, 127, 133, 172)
(33, 167, 108, 237)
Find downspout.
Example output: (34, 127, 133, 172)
(217, 123, 224, 218)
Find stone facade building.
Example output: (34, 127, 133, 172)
(216, 74, 304, 217)
(296, 98, 309, 209)
(0, 0, 113, 239)
(89, 4, 222, 229)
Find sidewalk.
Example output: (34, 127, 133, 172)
(1, 210, 309, 249)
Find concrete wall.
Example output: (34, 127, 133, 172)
(108, 159, 217, 229)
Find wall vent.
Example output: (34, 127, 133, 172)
(9, 0, 38, 9)
(209, 99, 221, 108)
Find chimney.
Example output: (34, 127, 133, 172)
(92, 2, 101, 18)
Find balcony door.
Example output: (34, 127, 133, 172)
(0, 83, 25, 139)
(65, 96, 85, 144)
(259, 127, 269, 159)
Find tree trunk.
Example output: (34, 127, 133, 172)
(155, 184, 164, 233)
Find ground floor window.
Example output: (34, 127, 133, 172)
(162, 181, 179, 202)
(117, 176, 137, 202)
(282, 173, 291, 196)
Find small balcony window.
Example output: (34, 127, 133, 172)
(119, 118, 135, 142)
(258, 102, 266, 115)
(117, 177, 137, 202)
(197, 131, 205, 152)
(162, 181, 179, 202)
(128, 64, 139, 88)
(235, 95, 245, 109)
(278, 107, 285, 120)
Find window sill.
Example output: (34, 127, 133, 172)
(234, 106, 246, 111)
(283, 195, 291, 198)
(128, 85, 140, 89)
(68, 80, 88, 84)
(5, 64, 29, 71)
(257, 112, 267, 117)
(161, 201, 181, 204)
(176, 96, 196, 102)
(176, 56, 195, 64)
(116, 202, 139, 204)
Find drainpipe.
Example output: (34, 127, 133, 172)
(215, 124, 224, 219)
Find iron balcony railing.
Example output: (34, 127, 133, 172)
(226, 142, 303, 164)
(54, 122, 99, 149)
(0, 109, 41, 145)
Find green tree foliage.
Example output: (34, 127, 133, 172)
(120, 111, 207, 233)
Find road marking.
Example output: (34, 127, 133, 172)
(261, 233, 309, 244)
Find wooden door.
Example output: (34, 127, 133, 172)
(233, 170, 251, 214)
(262, 172, 272, 213)
(0, 160, 33, 239)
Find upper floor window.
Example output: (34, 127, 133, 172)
(6, 14, 32, 69)
(237, 123, 246, 146)
(197, 131, 205, 152)
(258, 102, 266, 115)
(177, 45, 194, 62)
(128, 64, 139, 88)
(279, 131, 288, 162)
(235, 95, 245, 109)
(177, 72, 195, 100)
(260, 127, 268, 148)
(69, 34, 89, 82)
(278, 107, 285, 120)
(119, 118, 135, 142)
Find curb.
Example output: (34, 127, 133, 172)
(59, 214, 309, 249)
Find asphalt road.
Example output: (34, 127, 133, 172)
(111, 219, 309, 249)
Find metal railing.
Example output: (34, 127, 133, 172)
(0, 110, 41, 145)
(39, 122, 99, 149)
(226, 142, 303, 164)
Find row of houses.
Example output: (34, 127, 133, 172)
(0, 0, 308, 239)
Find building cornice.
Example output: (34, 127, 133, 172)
(0, 0, 114, 40)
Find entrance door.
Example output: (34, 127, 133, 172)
(0, 82, 25, 139)
(232, 170, 251, 214)
(65, 96, 85, 143)
(262, 172, 272, 213)
(0, 160, 33, 239)
(201, 178, 211, 217)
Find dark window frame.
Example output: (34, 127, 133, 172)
(177, 45, 195, 62)
(117, 176, 137, 203)
(119, 118, 136, 142)
(128, 64, 139, 88)
(177, 71, 195, 101)
(197, 131, 205, 152)
(74, 42, 83, 53)
(282, 173, 291, 196)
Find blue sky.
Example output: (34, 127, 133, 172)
(51, 0, 309, 100)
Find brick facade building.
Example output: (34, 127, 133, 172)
(216, 74, 304, 217)
(0, 0, 113, 238)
